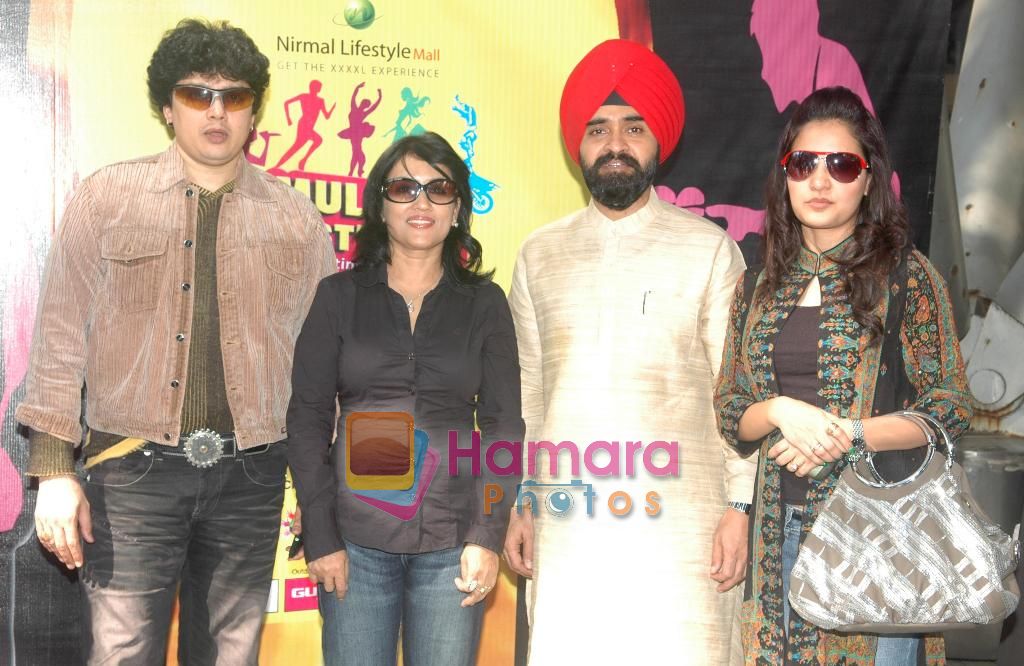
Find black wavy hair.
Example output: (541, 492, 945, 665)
(147, 19, 270, 113)
(760, 86, 910, 343)
(353, 132, 493, 285)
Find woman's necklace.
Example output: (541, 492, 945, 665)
(399, 274, 443, 313)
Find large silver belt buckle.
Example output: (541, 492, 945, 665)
(182, 429, 223, 468)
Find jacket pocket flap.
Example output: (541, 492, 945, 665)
(101, 229, 169, 262)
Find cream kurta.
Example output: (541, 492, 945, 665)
(509, 192, 755, 665)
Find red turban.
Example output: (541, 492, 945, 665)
(559, 39, 685, 165)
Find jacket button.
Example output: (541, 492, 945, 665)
(163, 433, 172, 441)
(170, 379, 180, 388)
(182, 282, 191, 291)
(176, 333, 186, 342)
(186, 188, 194, 197)
(184, 239, 193, 248)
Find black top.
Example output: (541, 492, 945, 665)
(773, 305, 819, 505)
(287, 263, 525, 561)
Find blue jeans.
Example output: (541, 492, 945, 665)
(781, 504, 921, 666)
(80, 443, 287, 665)
(319, 542, 484, 666)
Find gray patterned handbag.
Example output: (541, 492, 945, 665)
(788, 410, 1021, 633)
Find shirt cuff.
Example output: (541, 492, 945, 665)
(464, 518, 508, 555)
(27, 430, 76, 477)
(301, 504, 346, 562)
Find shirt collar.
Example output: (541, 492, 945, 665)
(585, 187, 661, 238)
(147, 142, 275, 202)
(352, 261, 473, 295)
(796, 233, 855, 274)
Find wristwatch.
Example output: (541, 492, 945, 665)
(845, 419, 867, 462)
(727, 501, 751, 515)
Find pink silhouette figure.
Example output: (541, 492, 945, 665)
(244, 128, 281, 167)
(272, 80, 337, 172)
(750, 0, 873, 114)
(656, 185, 766, 239)
(750, 0, 899, 195)
(338, 82, 382, 177)
(1, 227, 38, 531)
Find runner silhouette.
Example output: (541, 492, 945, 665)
(338, 82, 382, 177)
(272, 79, 336, 172)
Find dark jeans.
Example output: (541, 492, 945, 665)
(79, 443, 287, 665)
(319, 542, 484, 666)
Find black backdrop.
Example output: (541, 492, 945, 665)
(648, 0, 951, 264)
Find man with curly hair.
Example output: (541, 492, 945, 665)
(16, 19, 335, 663)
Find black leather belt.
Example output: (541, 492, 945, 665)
(157, 429, 269, 468)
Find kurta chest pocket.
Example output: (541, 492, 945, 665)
(100, 229, 169, 312)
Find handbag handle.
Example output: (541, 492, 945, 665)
(851, 410, 955, 488)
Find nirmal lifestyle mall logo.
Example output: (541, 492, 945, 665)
(346, 412, 437, 520)
(334, 0, 379, 30)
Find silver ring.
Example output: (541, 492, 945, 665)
(467, 580, 478, 592)
(787, 462, 799, 472)
(477, 585, 491, 595)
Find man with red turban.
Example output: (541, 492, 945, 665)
(504, 39, 754, 664)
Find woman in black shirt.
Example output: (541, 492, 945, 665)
(287, 132, 524, 665)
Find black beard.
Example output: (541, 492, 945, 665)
(581, 150, 658, 211)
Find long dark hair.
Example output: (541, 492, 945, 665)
(761, 86, 909, 342)
(353, 132, 493, 285)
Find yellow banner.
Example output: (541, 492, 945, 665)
(48, 1, 620, 663)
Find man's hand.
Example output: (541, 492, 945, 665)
(709, 508, 748, 592)
(456, 543, 499, 608)
(35, 475, 93, 569)
(502, 507, 534, 578)
(307, 550, 349, 600)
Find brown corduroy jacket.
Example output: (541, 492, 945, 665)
(16, 143, 336, 462)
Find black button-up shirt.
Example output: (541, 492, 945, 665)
(287, 263, 524, 561)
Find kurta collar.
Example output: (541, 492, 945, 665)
(586, 187, 661, 238)
(351, 261, 472, 295)
(147, 142, 275, 202)
(795, 233, 855, 275)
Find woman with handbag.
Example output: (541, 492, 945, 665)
(714, 86, 973, 665)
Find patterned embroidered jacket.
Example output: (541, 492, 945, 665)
(714, 241, 973, 665)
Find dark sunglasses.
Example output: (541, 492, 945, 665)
(172, 85, 256, 112)
(382, 177, 459, 205)
(780, 150, 870, 184)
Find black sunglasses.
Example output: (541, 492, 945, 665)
(382, 178, 459, 205)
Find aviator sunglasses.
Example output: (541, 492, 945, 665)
(382, 177, 459, 205)
(172, 85, 256, 112)
(780, 150, 870, 184)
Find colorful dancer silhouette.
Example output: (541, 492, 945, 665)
(272, 79, 336, 172)
(452, 95, 498, 214)
(338, 82, 382, 177)
(384, 87, 430, 142)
